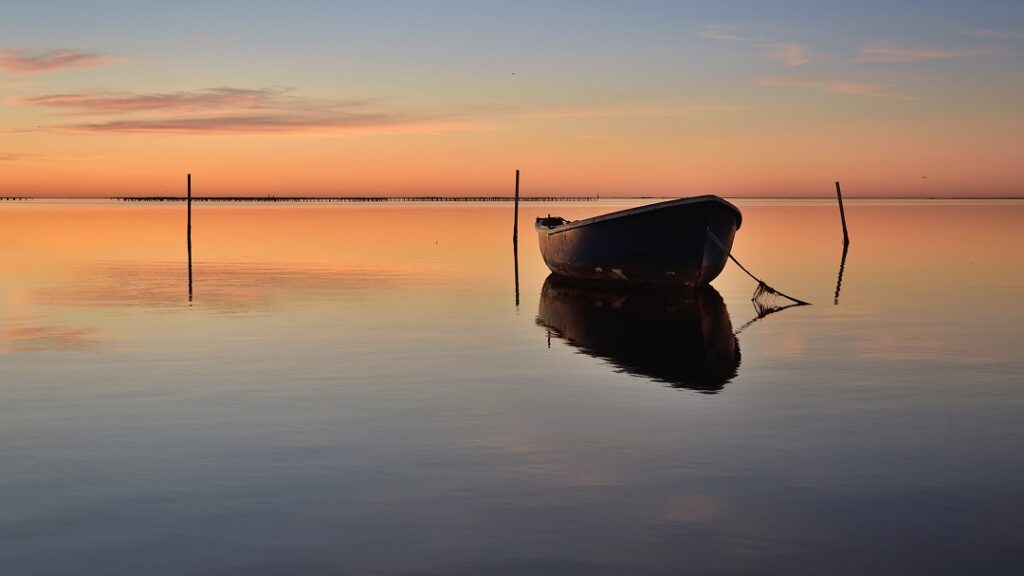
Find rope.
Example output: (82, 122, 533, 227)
(706, 228, 810, 306)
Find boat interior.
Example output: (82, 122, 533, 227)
(536, 215, 570, 228)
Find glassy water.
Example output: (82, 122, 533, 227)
(2, 199, 1022, 575)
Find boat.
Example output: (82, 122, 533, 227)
(535, 195, 742, 288)
(536, 275, 739, 392)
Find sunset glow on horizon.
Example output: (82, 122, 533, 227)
(2, 1, 1022, 198)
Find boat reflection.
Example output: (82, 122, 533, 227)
(537, 275, 740, 393)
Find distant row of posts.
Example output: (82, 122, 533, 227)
(182, 170, 527, 308)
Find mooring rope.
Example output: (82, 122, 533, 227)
(706, 228, 810, 306)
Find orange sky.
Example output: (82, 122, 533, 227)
(2, 2, 1022, 198)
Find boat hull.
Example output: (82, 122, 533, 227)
(536, 196, 741, 288)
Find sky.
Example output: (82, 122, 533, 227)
(1, 0, 1022, 198)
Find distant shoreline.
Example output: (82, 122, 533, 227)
(115, 196, 600, 203)
(1, 195, 1022, 202)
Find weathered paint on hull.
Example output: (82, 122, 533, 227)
(535, 196, 741, 289)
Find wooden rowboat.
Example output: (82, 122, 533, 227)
(535, 195, 741, 289)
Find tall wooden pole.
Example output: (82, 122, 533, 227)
(512, 169, 520, 307)
(835, 181, 850, 246)
(513, 169, 520, 243)
(187, 173, 193, 301)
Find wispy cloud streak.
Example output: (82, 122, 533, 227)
(961, 29, 1023, 39)
(0, 152, 104, 162)
(757, 76, 913, 100)
(700, 24, 756, 43)
(859, 41, 992, 63)
(515, 103, 746, 119)
(70, 114, 405, 134)
(701, 25, 810, 67)
(10, 87, 444, 134)
(15, 88, 289, 113)
(762, 43, 810, 66)
(0, 48, 118, 74)
(14, 87, 743, 135)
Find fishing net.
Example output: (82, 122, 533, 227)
(752, 281, 804, 318)
(706, 228, 809, 320)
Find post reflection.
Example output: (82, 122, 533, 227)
(536, 275, 740, 393)
(513, 237, 520, 309)
(834, 242, 849, 305)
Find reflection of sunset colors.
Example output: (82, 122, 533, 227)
(716, 201, 1024, 367)
(3, 324, 100, 353)
(0, 203, 536, 272)
(0, 204, 534, 316)
(729, 202, 1024, 291)
(3, 200, 1022, 357)
(1, 2, 1022, 198)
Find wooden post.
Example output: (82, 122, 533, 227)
(513, 169, 520, 243)
(187, 173, 193, 301)
(512, 169, 520, 308)
(835, 181, 850, 245)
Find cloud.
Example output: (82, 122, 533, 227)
(757, 76, 914, 100)
(9, 87, 459, 135)
(755, 77, 818, 87)
(0, 48, 119, 74)
(0, 80, 33, 89)
(701, 25, 810, 67)
(67, 114, 406, 134)
(824, 82, 898, 96)
(0, 127, 46, 135)
(859, 41, 992, 63)
(515, 103, 746, 119)
(13, 87, 298, 113)
(762, 43, 810, 66)
(12, 87, 736, 135)
(961, 29, 1023, 39)
(700, 24, 756, 43)
(0, 152, 104, 162)
(13, 87, 380, 119)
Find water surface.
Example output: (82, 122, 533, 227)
(2, 199, 1022, 575)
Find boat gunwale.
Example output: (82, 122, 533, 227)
(535, 195, 742, 235)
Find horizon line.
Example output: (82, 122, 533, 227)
(2, 194, 1024, 202)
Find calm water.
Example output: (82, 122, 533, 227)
(2, 199, 1023, 575)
